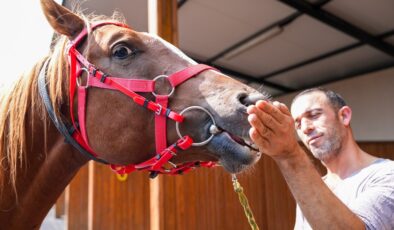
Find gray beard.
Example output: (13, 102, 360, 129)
(310, 130, 342, 162)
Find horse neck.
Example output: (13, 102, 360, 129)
(0, 55, 89, 228)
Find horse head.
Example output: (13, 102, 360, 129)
(40, 0, 269, 174)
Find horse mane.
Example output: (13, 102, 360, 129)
(0, 9, 127, 194)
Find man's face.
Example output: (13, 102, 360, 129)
(291, 92, 344, 162)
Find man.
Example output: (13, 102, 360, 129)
(247, 88, 394, 229)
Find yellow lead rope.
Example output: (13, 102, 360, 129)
(232, 174, 260, 230)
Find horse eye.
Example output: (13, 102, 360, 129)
(112, 45, 137, 59)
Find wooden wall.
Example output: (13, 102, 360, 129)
(359, 142, 394, 159)
(155, 157, 295, 230)
(56, 142, 393, 230)
(64, 163, 151, 230)
(51, 0, 394, 229)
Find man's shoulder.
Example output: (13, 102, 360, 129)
(372, 158, 394, 171)
(365, 158, 394, 184)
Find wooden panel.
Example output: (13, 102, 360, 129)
(88, 162, 150, 230)
(157, 142, 394, 230)
(157, 0, 178, 44)
(359, 142, 394, 160)
(55, 189, 66, 218)
(261, 157, 296, 230)
(160, 168, 237, 230)
(149, 1, 179, 230)
(159, 157, 295, 230)
(66, 164, 89, 230)
(64, 142, 393, 229)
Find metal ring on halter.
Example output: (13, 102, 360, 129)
(175, 106, 217, 147)
(152, 75, 175, 97)
(76, 68, 90, 88)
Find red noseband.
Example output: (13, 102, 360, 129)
(66, 21, 217, 177)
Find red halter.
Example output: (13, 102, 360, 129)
(67, 22, 216, 178)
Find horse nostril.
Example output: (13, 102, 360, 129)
(238, 93, 266, 107)
(238, 93, 248, 106)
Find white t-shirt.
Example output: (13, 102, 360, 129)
(294, 158, 394, 230)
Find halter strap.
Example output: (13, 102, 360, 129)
(69, 21, 130, 48)
(37, 58, 108, 164)
(63, 21, 218, 177)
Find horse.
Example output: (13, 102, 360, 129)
(0, 0, 268, 228)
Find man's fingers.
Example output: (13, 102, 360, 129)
(249, 127, 269, 151)
(276, 102, 291, 116)
(248, 114, 273, 138)
(248, 105, 278, 131)
(247, 101, 299, 158)
(255, 100, 285, 123)
(246, 105, 257, 114)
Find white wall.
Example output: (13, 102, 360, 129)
(275, 67, 394, 141)
(0, 1, 62, 88)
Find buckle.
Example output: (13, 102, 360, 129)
(167, 149, 177, 156)
(76, 68, 89, 88)
(100, 73, 109, 83)
(156, 104, 163, 115)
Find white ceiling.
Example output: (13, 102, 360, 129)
(178, 0, 296, 59)
(269, 45, 394, 89)
(212, 15, 357, 76)
(323, 0, 394, 35)
(63, 0, 394, 97)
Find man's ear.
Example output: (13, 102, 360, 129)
(40, 0, 84, 39)
(338, 106, 352, 126)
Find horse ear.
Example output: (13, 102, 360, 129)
(40, 0, 84, 39)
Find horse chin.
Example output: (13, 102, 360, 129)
(207, 131, 261, 174)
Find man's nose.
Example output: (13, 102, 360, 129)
(301, 119, 314, 135)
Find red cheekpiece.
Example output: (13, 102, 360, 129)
(67, 22, 217, 177)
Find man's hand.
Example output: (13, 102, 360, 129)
(247, 100, 300, 160)
(247, 102, 365, 230)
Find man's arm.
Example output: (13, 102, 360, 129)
(247, 100, 365, 230)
